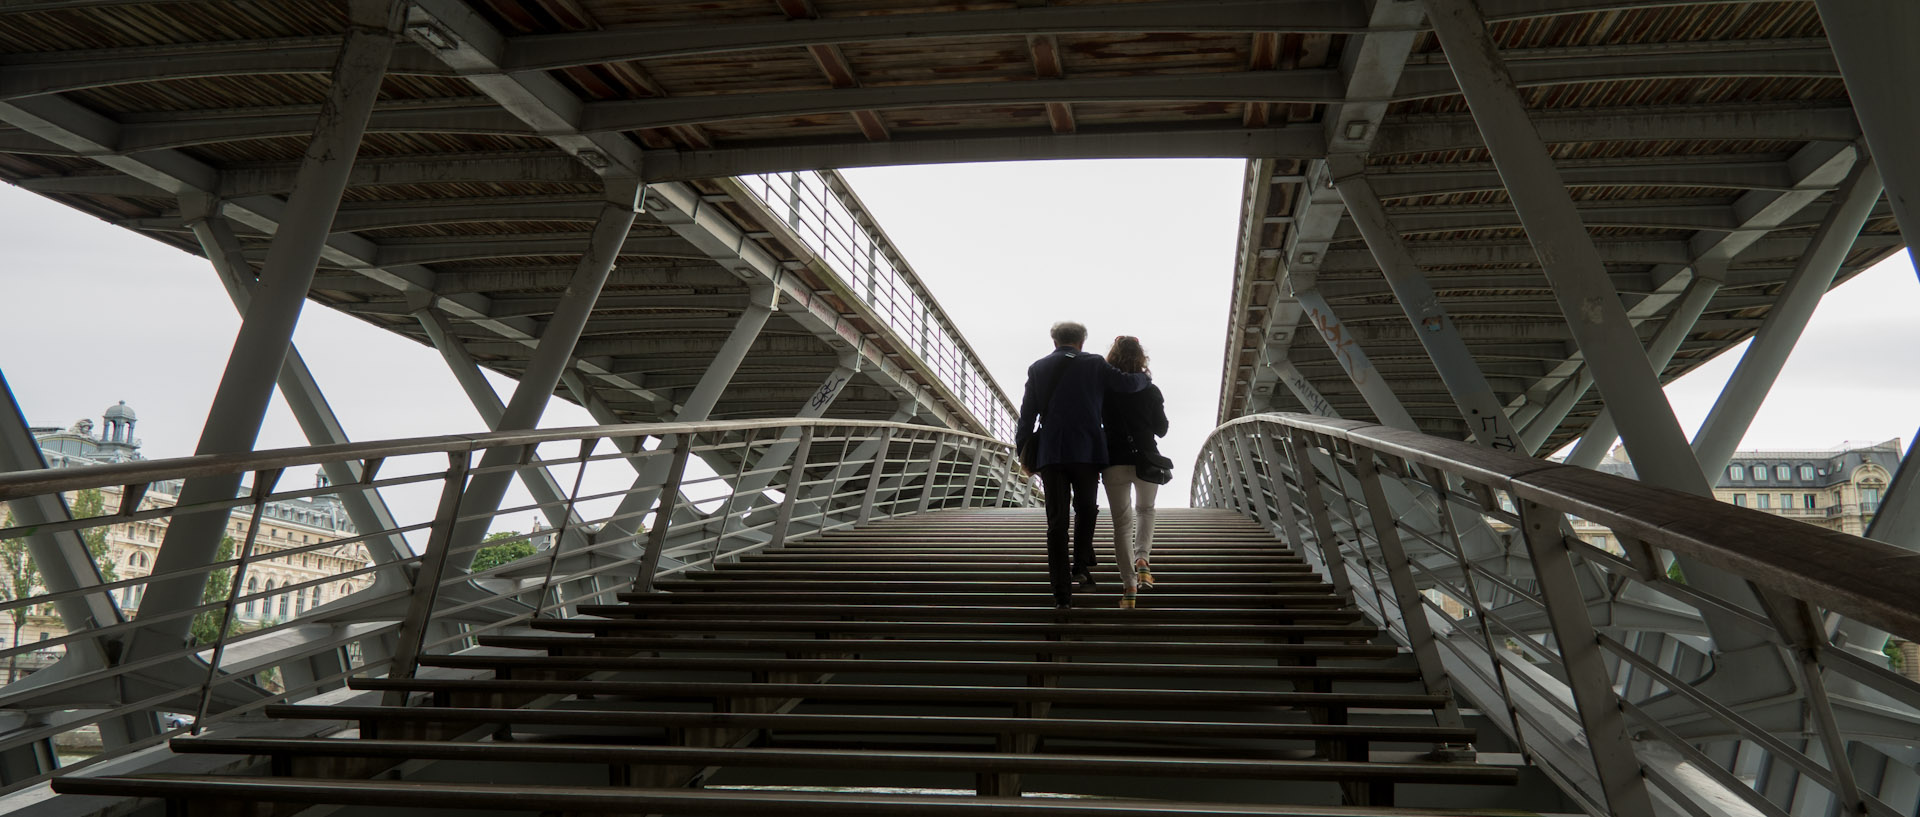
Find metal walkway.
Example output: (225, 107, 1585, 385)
(52, 508, 1539, 815)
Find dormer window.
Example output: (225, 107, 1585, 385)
(1729, 465, 1745, 481)
(1799, 465, 1814, 480)
(1774, 464, 1791, 481)
(1752, 464, 1768, 481)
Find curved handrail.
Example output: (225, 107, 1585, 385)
(1193, 413, 1920, 817)
(0, 417, 1033, 792)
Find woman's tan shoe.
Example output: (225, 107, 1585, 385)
(1135, 559, 1154, 590)
(1119, 593, 1137, 609)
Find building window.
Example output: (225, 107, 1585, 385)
(1804, 493, 1816, 509)
(1862, 487, 1882, 511)
(1780, 494, 1793, 509)
(1732, 494, 1746, 507)
(1729, 464, 1745, 481)
(1774, 464, 1790, 481)
(1757, 494, 1771, 509)
(309, 586, 320, 608)
(245, 578, 259, 618)
(1799, 465, 1814, 480)
(1751, 465, 1767, 481)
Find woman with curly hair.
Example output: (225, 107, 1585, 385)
(1101, 335, 1168, 609)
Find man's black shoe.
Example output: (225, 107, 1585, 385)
(1054, 600, 1072, 610)
(1074, 573, 1096, 591)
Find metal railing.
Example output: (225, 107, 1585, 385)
(736, 170, 1018, 440)
(0, 418, 1034, 791)
(1194, 413, 1920, 817)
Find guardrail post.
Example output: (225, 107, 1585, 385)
(634, 438, 694, 593)
(387, 451, 473, 699)
(1351, 447, 1467, 735)
(1516, 498, 1656, 817)
(1230, 427, 1272, 527)
(533, 438, 597, 618)
(961, 439, 986, 508)
(193, 467, 282, 732)
(917, 436, 948, 514)
(858, 427, 893, 524)
(1255, 426, 1307, 549)
(767, 427, 816, 550)
(1286, 430, 1353, 597)
(1414, 463, 1529, 757)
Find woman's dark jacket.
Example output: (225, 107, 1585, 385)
(1103, 383, 1168, 467)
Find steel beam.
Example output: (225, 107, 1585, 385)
(1331, 154, 1522, 452)
(1373, 103, 1860, 157)
(1817, 0, 1920, 265)
(1293, 289, 1418, 431)
(131, 4, 401, 655)
(1691, 155, 1884, 477)
(439, 179, 642, 572)
(1558, 275, 1722, 464)
(413, 307, 594, 555)
(184, 201, 410, 570)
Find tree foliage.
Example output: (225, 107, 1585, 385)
(472, 531, 536, 573)
(189, 536, 236, 646)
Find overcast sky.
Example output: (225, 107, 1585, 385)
(3, 159, 1916, 517)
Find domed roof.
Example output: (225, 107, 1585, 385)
(102, 401, 136, 420)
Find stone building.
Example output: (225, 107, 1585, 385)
(1582, 438, 1901, 537)
(4, 403, 374, 664)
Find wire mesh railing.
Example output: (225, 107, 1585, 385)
(1195, 413, 1920, 817)
(0, 418, 1035, 792)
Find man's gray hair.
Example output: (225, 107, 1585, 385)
(1050, 321, 1088, 346)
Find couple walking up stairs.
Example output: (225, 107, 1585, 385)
(55, 508, 1533, 816)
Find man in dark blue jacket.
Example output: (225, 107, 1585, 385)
(1015, 321, 1152, 608)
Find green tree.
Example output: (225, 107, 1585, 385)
(69, 489, 117, 583)
(189, 536, 236, 646)
(1, 512, 41, 684)
(1885, 638, 1904, 672)
(471, 531, 535, 573)
(2, 496, 125, 682)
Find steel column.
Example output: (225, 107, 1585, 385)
(1351, 447, 1467, 732)
(1422, 0, 1710, 497)
(414, 307, 592, 548)
(1331, 155, 1521, 452)
(1561, 274, 1722, 466)
(1270, 359, 1341, 419)
(133, 4, 400, 653)
(184, 206, 408, 569)
(1816, 0, 1920, 264)
(1692, 155, 1884, 476)
(764, 427, 816, 551)
(439, 178, 642, 570)
(1294, 288, 1418, 431)
(0, 372, 122, 638)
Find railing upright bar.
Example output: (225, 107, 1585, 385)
(857, 427, 892, 525)
(1514, 497, 1657, 817)
(709, 428, 759, 567)
(533, 438, 596, 618)
(1351, 448, 1469, 737)
(1230, 427, 1272, 527)
(961, 439, 985, 508)
(1759, 592, 1868, 815)
(1284, 430, 1352, 598)
(766, 427, 815, 550)
(1256, 430, 1309, 555)
(634, 438, 694, 594)
(917, 436, 948, 515)
(386, 451, 474, 698)
(191, 467, 282, 734)
(1414, 462, 1530, 760)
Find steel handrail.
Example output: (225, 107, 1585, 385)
(1194, 412, 1920, 817)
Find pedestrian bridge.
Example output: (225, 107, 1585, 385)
(1, 2, 1918, 817)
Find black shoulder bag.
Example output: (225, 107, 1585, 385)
(1130, 430, 1176, 485)
(1019, 351, 1075, 472)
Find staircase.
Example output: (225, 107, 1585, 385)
(54, 508, 1528, 816)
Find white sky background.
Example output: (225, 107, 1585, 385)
(2, 158, 1917, 521)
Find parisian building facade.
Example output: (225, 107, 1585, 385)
(5, 403, 374, 669)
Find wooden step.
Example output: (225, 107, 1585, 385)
(477, 635, 1403, 660)
(346, 677, 1451, 711)
(529, 618, 1378, 640)
(599, 592, 1347, 608)
(50, 776, 1525, 816)
(168, 737, 1518, 785)
(416, 654, 1421, 683)
(585, 603, 1363, 623)
(258, 705, 1474, 745)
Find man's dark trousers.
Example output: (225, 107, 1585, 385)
(1040, 463, 1100, 603)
